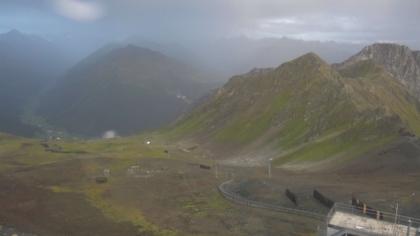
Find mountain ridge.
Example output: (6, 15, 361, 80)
(167, 49, 420, 168)
(336, 43, 420, 99)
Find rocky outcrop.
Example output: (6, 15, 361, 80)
(336, 43, 420, 99)
(413, 51, 420, 66)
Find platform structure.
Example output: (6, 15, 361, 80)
(326, 203, 420, 236)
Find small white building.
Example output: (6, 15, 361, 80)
(103, 168, 111, 177)
(326, 203, 420, 236)
(127, 165, 140, 176)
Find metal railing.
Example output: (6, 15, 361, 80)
(218, 179, 326, 221)
(327, 203, 420, 236)
(332, 203, 420, 228)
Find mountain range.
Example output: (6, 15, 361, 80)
(168, 43, 420, 168)
(123, 36, 364, 80)
(2, 28, 420, 165)
(185, 37, 364, 79)
(0, 30, 369, 138)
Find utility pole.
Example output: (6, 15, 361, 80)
(214, 161, 219, 179)
(164, 149, 170, 158)
(394, 201, 399, 224)
(407, 219, 412, 236)
(268, 158, 273, 178)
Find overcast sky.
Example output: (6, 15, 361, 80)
(1, 0, 420, 46)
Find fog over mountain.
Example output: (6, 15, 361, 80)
(0, 0, 420, 137)
(1, 1, 420, 74)
(37, 44, 215, 137)
(0, 30, 69, 136)
(124, 35, 365, 79)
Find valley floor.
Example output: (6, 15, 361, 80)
(0, 134, 420, 236)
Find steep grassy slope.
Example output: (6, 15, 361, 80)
(38, 45, 213, 137)
(167, 53, 420, 167)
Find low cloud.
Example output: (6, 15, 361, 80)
(2, 0, 420, 48)
(102, 130, 117, 139)
(52, 0, 104, 21)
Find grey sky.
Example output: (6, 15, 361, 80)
(1, 0, 419, 46)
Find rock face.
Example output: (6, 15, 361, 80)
(414, 51, 420, 66)
(337, 43, 420, 99)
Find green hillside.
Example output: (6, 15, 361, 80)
(167, 53, 420, 167)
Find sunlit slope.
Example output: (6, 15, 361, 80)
(168, 53, 420, 166)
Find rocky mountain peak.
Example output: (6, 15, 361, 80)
(275, 52, 330, 75)
(358, 43, 412, 61)
(0, 29, 25, 43)
(337, 43, 420, 99)
(290, 52, 326, 66)
(4, 29, 22, 36)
